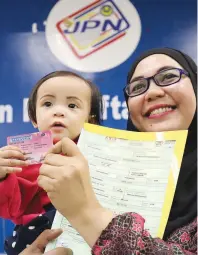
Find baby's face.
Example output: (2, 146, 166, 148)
(33, 76, 91, 142)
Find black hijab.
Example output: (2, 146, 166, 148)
(124, 48, 197, 239)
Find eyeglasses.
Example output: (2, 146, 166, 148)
(124, 68, 189, 97)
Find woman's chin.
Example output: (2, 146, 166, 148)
(145, 123, 183, 132)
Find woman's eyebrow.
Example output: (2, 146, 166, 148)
(130, 65, 175, 83)
(157, 65, 174, 73)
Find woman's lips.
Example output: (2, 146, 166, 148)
(147, 107, 176, 119)
(144, 104, 177, 118)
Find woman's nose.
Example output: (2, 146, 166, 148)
(144, 81, 165, 102)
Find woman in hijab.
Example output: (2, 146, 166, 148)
(24, 48, 197, 255)
(125, 48, 197, 243)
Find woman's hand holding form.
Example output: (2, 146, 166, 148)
(38, 138, 113, 247)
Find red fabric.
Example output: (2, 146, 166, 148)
(0, 164, 50, 225)
(0, 138, 79, 226)
(92, 213, 197, 254)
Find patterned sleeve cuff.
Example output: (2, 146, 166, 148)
(92, 213, 197, 254)
(92, 212, 146, 254)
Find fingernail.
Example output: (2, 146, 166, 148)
(67, 249, 73, 255)
(16, 168, 22, 172)
(22, 160, 29, 165)
(51, 228, 62, 233)
(43, 153, 47, 158)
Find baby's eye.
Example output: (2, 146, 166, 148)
(68, 103, 78, 109)
(43, 101, 52, 107)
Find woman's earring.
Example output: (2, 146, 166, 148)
(89, 114, 96, 124)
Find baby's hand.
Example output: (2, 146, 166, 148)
(0, 146, 28, 179)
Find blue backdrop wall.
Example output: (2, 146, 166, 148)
(0, 0, 197, 252)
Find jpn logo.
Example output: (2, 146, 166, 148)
(46, 0, 141, 72)
(56, 0, 130, 59)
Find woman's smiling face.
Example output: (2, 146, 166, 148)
(127, 54, 196, 132)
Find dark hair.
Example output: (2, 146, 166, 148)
(28, 71, 103, 125)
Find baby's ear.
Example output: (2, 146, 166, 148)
(88, 115, 97, 124)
